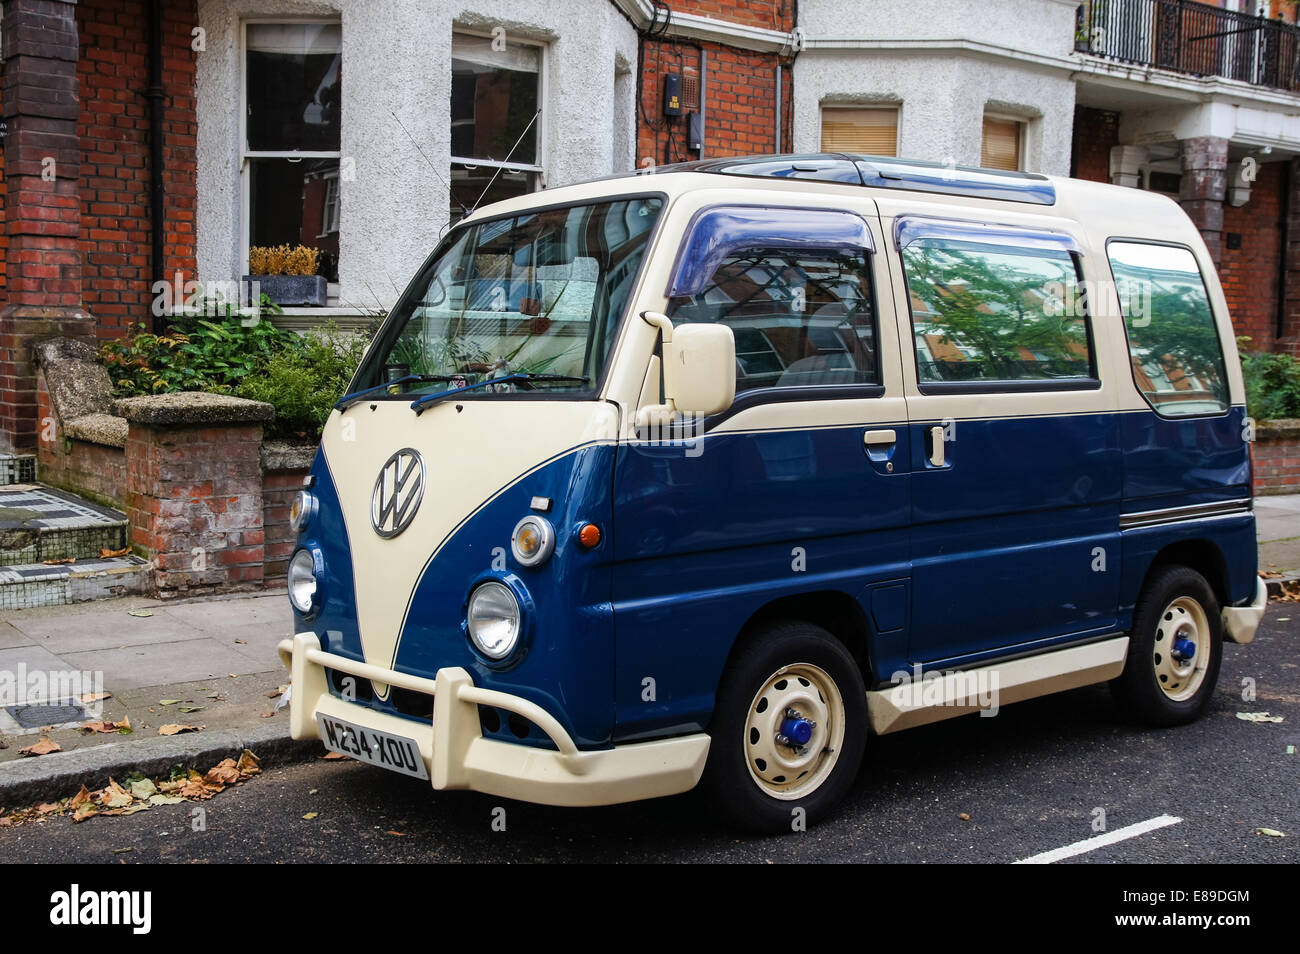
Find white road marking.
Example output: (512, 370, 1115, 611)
(1013, 814, 1183, 864)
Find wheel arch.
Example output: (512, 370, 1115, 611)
(1142, 538, 1230, 607)
(727, 589, 873, 682)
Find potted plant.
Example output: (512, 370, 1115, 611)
(245, 244, 327, 307)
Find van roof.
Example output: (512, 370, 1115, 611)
(459, 153, 1187, 237)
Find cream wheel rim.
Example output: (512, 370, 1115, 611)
(1153, 596, 1210, 702)
(744, 663, 845, 800)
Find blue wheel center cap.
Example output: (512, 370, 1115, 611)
(779, 715, 814, 746)
(1172, 637, 1196, 661)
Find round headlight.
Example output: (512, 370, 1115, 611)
(289, 491, 315, 533)
(511, 515, 555, 567)
(467, 581, 521, 659)
(288, 549, 318, 615)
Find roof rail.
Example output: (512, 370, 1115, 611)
(634, 153, 1057, 206)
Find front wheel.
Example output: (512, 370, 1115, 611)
(702, 621, 867, 833)
(1111, 565, 1223, 726)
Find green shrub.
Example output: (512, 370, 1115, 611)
(235, 324, 369, 439)
(1240, 339, 1300, 420)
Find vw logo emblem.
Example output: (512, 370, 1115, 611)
(371, 448, 425, 539)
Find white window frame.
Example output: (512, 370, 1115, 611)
(449, 30, 548, 190)
(238, 17, 342, 277)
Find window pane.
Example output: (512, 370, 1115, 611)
(450, 163, 536, 224)
(248, 158, 339, 280)
(821, 108, 897, 157)
(246, 23, 341, 153)
(1108, 241, 1229, 417)
(902, 240, 1092, 383)
(670, 249, 878, 393)
(367, 198, 663, 393)
(981, 117, 1021, 171)
(451, 35, 539, 164)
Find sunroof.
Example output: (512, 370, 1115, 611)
(633, 153, 1056, 206)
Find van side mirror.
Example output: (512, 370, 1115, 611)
(636, 312, 736, 427)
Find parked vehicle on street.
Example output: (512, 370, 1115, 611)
(280, 153, 1267, 831)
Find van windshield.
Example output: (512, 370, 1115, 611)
(359, 196, 663, 398)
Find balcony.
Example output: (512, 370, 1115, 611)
(1075, 0, 1300, 92)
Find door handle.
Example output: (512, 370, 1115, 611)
(928, 425, 946, 467)
(863, 429, 897, 447)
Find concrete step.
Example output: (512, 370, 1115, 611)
(0, 554, 152, 609)
(0, 484, 128, 565)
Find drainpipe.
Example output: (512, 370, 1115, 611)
(144, 0, 166, 333)
(699, 48, 706, 160)
(775, 63, 783, 153)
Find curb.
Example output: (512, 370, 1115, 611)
(0, 721, 320, 808)
(1265, 575, 1300, 597)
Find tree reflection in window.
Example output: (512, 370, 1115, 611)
(1108, 241, 1229, 417)
(902, 240, 1092, 383)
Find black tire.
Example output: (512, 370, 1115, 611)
(701, 620, 867, 833)
(1111, 564, 1223, 726)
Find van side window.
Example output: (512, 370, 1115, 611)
(1107, 241, 1230, 418)
(900, 240, 1093, 386)
(668, 248, 878, 393)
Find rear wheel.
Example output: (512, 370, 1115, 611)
(1112, 565, 1223, 725)
(702, 620, 866, 833)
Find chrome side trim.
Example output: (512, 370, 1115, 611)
(1120, 498, 1252, 530)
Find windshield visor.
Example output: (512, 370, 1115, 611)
(359, 196, 664, 398)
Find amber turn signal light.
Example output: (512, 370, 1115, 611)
(578, 523, 601, 548)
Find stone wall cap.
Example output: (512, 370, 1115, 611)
(112, 392, 275, 426)
(262, 439, 317, 472)
(1257, 418, 1300, 440)
(64, 413, 128, 449)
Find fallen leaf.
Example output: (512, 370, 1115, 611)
(266, 686, 288, 699)
(1256, 827, 1286, 837)
(178, 706, 204, 714)
(129, 778, 158, 799)
(234, 639, 247, 645)
(81, 691, 112, 704)
(321, 751, 348, 761)
(99, 547, 130, 558)
(72, 802, 97, 823)
(82, 717, 131, 734)
(112, 846, 134, 853)
(98, 779, 132, 809)
(127, 609, 153, 618)
(204, 759, 242, 786)
(1236, 711, 1284, 723)
(42, 557, 75, 565)
(157, 724, 203, 736)
(148, 793, 185, 806)
(302, 812, 318, 820)
(387, 830, 406, 837)
(120, 804, 150, 816)
(1276, 617, 1291, 622)
(70, 786, 93, 808)
(159, 699, 182, 706)
(18, 738, 61, 757)
(958, 812, 971, 821)
(35, 802, 62, 815)
(236, 749, 261, 777)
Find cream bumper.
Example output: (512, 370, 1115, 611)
(1222, 578, 1268, 645)
(277, 633, 710, 807)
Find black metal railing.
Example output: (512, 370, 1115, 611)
(1075, 0, 1300, 92)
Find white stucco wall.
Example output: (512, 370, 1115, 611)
(195, 0, 637, 309)
(793, 0, 1078, 175)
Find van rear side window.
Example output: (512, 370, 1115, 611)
(900, 239, 1094, 388)
(669, 248, 879, 393)
(1107, 241, 1230, 418)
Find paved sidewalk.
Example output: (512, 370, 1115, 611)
(1257, 494, 1300, 580)
(0, 591, 304, 804)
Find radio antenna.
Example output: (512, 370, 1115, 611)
(470, 109, 541, 214)
(390, 109, 471, 218)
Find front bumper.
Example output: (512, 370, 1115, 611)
(1222, 578, 1268, 645)
(278, 633, 710, 807)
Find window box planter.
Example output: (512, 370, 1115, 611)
(244, 274, 328, 307)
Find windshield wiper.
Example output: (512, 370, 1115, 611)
(409, 372, 590, 415)
(335, 375, 459, 412)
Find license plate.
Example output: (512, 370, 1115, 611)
(316, 713, 428, 780)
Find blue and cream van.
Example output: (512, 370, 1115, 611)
(279, 154, 1267, 831)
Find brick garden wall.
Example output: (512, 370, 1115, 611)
(263, 467, 309, 583)
(1253, 420, 1300, 495)
(76, 0, 198, 339)
(1221, 161, 1284, 351)
(36, 371, 127, 508)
